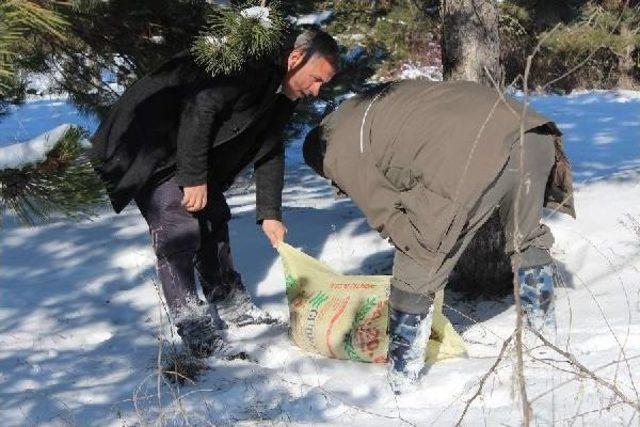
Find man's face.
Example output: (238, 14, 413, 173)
(282, 49, 336, 101)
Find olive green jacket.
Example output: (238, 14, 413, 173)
(320, 80, 574, 269)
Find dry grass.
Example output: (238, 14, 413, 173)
(160, 345, 209, 385)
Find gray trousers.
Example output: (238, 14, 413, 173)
(135, 178, 242, 318)
(390, 131, 556, 314)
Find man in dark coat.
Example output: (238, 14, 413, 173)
(302, 80, 575, 391)
(91, 27, 339, 357)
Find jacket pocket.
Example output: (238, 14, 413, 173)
(398, 183, 464, 255)
(383, 212, 440, 269)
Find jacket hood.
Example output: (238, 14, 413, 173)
(303, 125, 326, 177)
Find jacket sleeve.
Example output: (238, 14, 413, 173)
(174, 86, 224, 187)
(334, 156, 442, 270)
(253, 97, 296, 223)
(254, 140, 284, 223)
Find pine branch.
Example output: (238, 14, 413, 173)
(0, 0, 70, 94)
(191, 1, 288, 76)
(0, 126, 105, 226)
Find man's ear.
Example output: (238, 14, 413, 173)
(287, 48, 306, 71)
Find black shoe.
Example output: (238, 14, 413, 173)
(176, 315, 223, 358)
(216, 282, 278, 327)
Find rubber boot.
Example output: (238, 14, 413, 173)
(387, 304, 433, 394)
(518, 263, 557, 335)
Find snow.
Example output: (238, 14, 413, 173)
(21, 70, 64, 98)
(290, 11, 333, 26)
(240, 6, 272, 29)
(397, 62, 443, 81)
(1, 91, 640, 425)
(203, 35, 227, 49)
(515, 90, 640, 182)
(0, 99, 98, 147)
(149, 35, 164, 44)
(0, 124, 72, 169)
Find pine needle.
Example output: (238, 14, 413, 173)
(191, 1, 289, 76)
(0, 126, 105, 226)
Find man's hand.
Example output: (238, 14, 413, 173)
(182, 183, 208, 212)
(262, 219, 287, 248)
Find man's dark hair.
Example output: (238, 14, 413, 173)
(292, 25, 340, 68)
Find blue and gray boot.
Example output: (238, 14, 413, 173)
(387, 305, 433, 394)
(518, 263, 557, 333)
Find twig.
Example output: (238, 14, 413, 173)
(455, 332, 514, 426)
(559, 401, 624, 423)
(529, 328, 640, 413)
(156, 299, 164, 425)
(564, 238, 640, 404)
(531, 353, 640, 403)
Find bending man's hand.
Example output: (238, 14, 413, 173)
(182, 183, 208, 212)
(262, 219, 287, 248)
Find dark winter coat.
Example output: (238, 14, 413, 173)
(91, 51, 295, 221)
(316, 80, 575, 269)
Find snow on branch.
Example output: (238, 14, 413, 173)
(0, 124, 74, 170)
(289, 11, 333, 26)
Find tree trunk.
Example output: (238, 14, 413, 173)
(617, 27, 637, 90)
(618, 50, 636, 90)
(439, 0, 512, 296)
(441, 0, 502, 86)
(449, 213, 514, 296)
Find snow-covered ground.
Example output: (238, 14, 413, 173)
(1, 91, 639, 425)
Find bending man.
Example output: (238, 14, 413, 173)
(302, 80, 575, 390)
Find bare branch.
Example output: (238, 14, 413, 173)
(529, 328, 640, 413)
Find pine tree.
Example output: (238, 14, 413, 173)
(8, 1, 327, 117)
(0, 0, 69, 97)
(543, 1, 640, 89)
(11, 0, 212, 117)
(448, 1, 639, 296)
(510, 0, 586, 30)
(424, 0, 514, 296)
(1, 1, 321, 225)
(498, 0, 640, 90)
(0, 2, 103, 226)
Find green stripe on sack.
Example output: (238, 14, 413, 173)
(354, 296, 378, 324)
(309, 292, 329, 308)
(285, 273, 298, 292)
